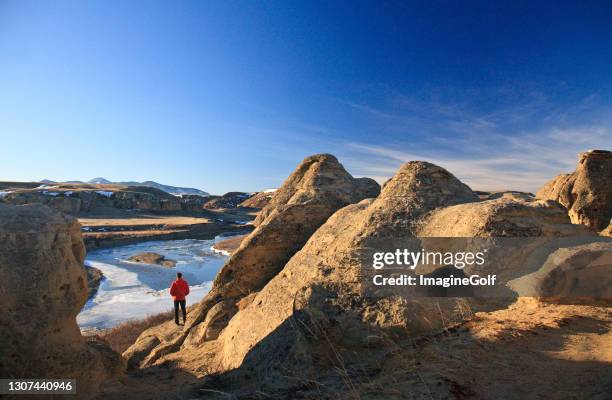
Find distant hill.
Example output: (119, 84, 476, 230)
(39, 178, 209, 196)
(119, 180, 209, 197)
(89, 177, 112, 184)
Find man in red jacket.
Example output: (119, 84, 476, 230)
(170, 272, 190, 325)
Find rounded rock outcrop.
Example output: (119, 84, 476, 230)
(418, 193, 588, 238)
(0, 204, 123, 398)
(537, 149, 612, 231)
(416, 193, 593, 283)
(508, 241, 612, 302)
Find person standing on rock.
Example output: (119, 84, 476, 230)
(170, 272, 190, 325)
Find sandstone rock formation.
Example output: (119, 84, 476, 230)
(252, 156, 379, 227)
(210, 164, 602, 389)
(0, 184, 209, 215)
(418, 193, 579, 238)
(537, 149, 612, 231)
(1, 190, 82, 214)
(179, 194, 207, 211)
(116, 158, 609, 399)
(239, 190, 275, 208)
(204, 192, 253, 209)
(212, 161, 480, 372)
(417, 193, 593, 287)
(127, 252, 177, 268)
(124, 161, 476, 376)
(0, 204, 123, 398)
(508, 241, 612, 302)
(125, 154, 380, 367)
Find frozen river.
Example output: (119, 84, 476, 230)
(77, 238, 230, 329)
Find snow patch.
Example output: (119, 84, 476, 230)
(210, 246, 230, 256)
(95, 190, 114, 198)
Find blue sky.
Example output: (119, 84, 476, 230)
(1, 1, 611, 194)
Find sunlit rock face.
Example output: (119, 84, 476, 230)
(0, 204, 123, 398)
(537, 150, 612, 231)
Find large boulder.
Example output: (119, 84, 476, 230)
(508, 241, 612, 302)
(416, 193, 593, 285)
(253, 155, 379, 226)
(124, 154, 380, 367)
(417, 193, 581, 238)
(537, 149, 612, 231)
(0, 204, 123, 398)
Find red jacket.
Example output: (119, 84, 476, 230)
(170, 278, 190, 301)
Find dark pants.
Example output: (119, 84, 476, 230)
(174, 300, 186, 323)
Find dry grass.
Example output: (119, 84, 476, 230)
(97, 310, 174, 354)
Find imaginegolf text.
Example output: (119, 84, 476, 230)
(372, 274, 497, 287)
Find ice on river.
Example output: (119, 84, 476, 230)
(77, 238, 228, 329)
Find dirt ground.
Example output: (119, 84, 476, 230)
(94, 299, 612, 400)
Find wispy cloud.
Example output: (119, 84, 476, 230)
(230, 87, 610, 193)
(336, 91, 611, 192)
